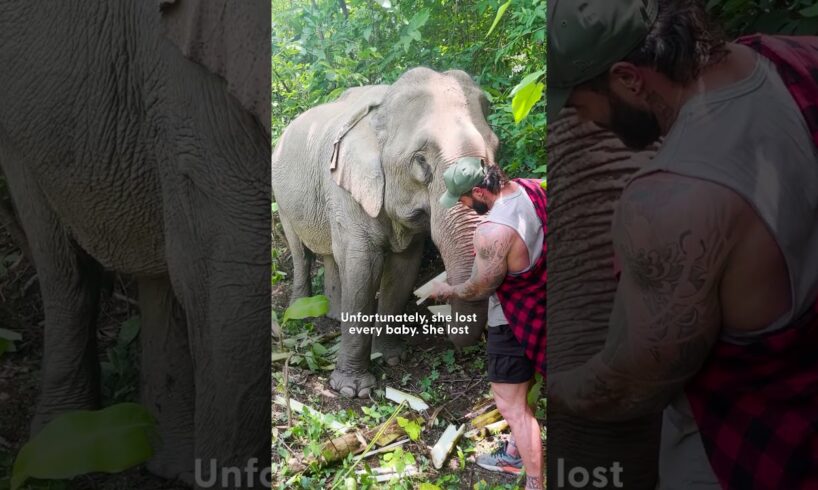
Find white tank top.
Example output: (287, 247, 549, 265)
(634, 54, 818, 488)
(484, 183, 545, 327)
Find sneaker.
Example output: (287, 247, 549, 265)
(476, 441, 523, 475)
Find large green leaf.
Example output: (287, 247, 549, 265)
(282, 295, 330, 324)
(12, 403, 156, 489)
(486, 0, 512, 38)
(117, 317, 140, 346)
(511, 75, 544, 123)
(0, 328, 21, 357)
(800, 3, 818, 17)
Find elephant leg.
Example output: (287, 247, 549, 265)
(138, 275, 195, 483)
(1, 151, 102, 433)
(323, 254, 342, 321)
(372, 236, 424, 366)
(329, 243, 383, 398)
(280, 214, 312, 302)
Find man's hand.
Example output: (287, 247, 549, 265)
(549, 174, 746, 421)
(427, 281, 454, 301)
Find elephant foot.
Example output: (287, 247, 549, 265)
(327, 306, 342, 322)
(329, 369, 376, 398)
(372, 337, 408, 367)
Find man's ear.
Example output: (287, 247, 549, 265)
(609, 62, 644, 95)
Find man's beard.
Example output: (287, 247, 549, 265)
(472, 199, 490, 215)
(608, 92, 661, 150)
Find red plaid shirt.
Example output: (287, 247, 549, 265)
(684, 34, 818, 489)
(494, 178, 547, 376)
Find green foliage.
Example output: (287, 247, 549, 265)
(396, 416, 422, 441)
(0, 327, 21, 358)
(11, 403, 155, 490)
(272, 0, 545, 177)
(379, 447, 415, 473)
(282, 295, 330, 324)
(100, 316, 140, 403)
(706, 0, 818, 37)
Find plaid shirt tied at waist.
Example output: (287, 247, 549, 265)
(494, 178, 547, 376)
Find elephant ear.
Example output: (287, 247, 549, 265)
(158, 0, 269, 134)
(331, 105, 385, 219)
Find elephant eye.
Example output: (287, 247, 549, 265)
(412, 154, 432, 184)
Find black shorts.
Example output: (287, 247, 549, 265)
(486, 324, 534, 384)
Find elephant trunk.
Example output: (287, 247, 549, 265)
(547, 112, 661, 489)
(431, 199, 487, 347)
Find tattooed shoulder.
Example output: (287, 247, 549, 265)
(474, 222, 516, 261)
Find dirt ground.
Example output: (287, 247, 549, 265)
(271, 239, 541, 489)
(0, 225, 539, 489)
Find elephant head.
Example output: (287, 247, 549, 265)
(333, 67, 498, 345)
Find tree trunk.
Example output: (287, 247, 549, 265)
(546, 112, 661, 489)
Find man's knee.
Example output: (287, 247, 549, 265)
(494, 386, 529, 424)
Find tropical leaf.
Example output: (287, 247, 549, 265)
(511, 77, 544, 123)
(282, 295, 330, 324)
(486, 0, 512, 38)
(12, 403, 155, 490)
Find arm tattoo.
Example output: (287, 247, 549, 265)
(550, 177, 736, 420)
(450, 223, 513, 301)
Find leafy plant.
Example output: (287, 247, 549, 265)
(11, 403, 155, 490)
(100, 316, 140, 403)
(0, 327, 21, 358)
(380, 447, 415, 473)
(396, 416, 422, 441)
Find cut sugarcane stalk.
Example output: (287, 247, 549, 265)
(303, 417, 421, 466)
(273, 396, 349, 433)
(385, 386, 429, 411)
(464, 399, 496, 419)
(414, 271, 447, 304)
(431, 423, 466, 469)
(464, 419, 509, 440)
(470, 408, 501, 429)
(427, 304, 452, 318)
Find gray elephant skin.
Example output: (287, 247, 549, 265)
(0, 0, 270, 486)
(272, 68, 497, 398)
(546, 111, 661, 488)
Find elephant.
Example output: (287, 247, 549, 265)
(0, 0, 270, 486)
(546, 111, 662, 488)
(271, 67, 497, 398)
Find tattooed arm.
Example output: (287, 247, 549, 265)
(548, 174, 744, 421)
(429, 222, 514, 301)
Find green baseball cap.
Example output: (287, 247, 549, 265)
(548, 0, 659, 121)
(439, 157, 487, 208)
